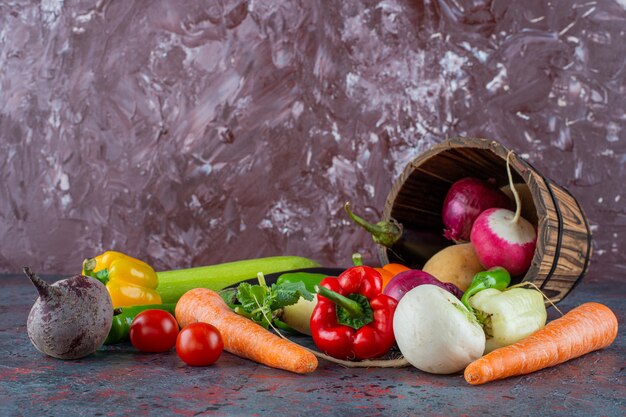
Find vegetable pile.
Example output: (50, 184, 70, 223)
(176, 287, 318, 374)
(22, 147, 618, 386)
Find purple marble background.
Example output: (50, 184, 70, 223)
(0, 0, 624, 280)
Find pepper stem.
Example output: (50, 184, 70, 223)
(82, 257, 109, 284)
(82, 257, 97, 275)
(315, 285, 362, 317)
(461, 287, 479, 313)
(352, 253, 363, 266)
(461, 267, 511, 312)
(344, 202, 403, 248)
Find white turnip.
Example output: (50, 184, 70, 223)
(393, 285, 485, 374)
(281, 296, 317, 336)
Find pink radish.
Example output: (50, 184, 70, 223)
(470, 153, 537, 276)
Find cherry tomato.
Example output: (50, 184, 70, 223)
(176, 323, 223, 366)
(129, 310, 179, 353)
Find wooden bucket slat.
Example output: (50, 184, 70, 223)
(412, 166, 455, 184)
(551, 187, 589, 234)
(378, 138, 591, 304)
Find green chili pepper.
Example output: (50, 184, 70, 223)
(105, 303, 176, 345)
(275, 272, 329, 293)
(461, 267, 511, 312)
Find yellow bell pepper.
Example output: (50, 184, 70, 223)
(82, 251, 162, 308)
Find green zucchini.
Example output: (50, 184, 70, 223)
(156, 256, 320, 303)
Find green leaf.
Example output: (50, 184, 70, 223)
(269, 281, 314, 310)
(236, 282, 268, 311)
(234, 283, 271, 328)
(219, 288, 238, 306)
(231, 280, 315, 329)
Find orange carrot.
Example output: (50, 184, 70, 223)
(374, 268, 395, 288)
(383, 263, 410, 275)
(375, 263, 410, 288)
(175, 288, 318, 374)
(464, 302, 618, 385)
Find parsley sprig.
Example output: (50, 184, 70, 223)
(220, 272, 314, 330)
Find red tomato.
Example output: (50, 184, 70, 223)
(176, 323, 223, 366)
(129, 310, 179, 353)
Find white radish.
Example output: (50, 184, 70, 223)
(470, 152, 537, 276)
(281, 297, 317, 336)
(393, 285, 485, 374)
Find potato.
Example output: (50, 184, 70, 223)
(423, 243, 483, 291)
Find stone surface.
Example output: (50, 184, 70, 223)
(0, 274, 624, 416)
(0, 1, 625, 279)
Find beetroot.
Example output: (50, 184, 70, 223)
(24, 267, 113, 360)
(442, 178, 513, 242)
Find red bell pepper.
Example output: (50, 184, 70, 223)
(310, 266, 398, 360)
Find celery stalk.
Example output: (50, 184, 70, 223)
(156, 256, 320, 303)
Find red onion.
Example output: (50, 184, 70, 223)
(383, 270, 463, 302)
(442, 177, 513, 242)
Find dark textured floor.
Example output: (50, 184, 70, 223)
(1, 274, 624, 417)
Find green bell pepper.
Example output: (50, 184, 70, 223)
(275, 272, 329, 293)
(105, 303, 177, 344)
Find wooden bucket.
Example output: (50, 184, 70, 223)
(379, 138, 592, 304)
